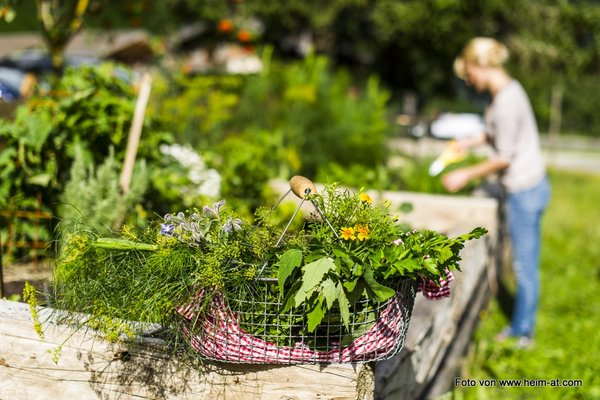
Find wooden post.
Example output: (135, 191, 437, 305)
(0, 232, 4, 299)
(548, 82, 563, 143)
(119, 72, 153, 195)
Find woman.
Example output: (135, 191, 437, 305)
(443, 37, 551, 348)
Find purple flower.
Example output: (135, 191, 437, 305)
(222, 217, 242, 234)
(160, 223, 174, 236)
(203, 200, 225, 219)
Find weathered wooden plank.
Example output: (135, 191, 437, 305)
(0, 300, 367, 400)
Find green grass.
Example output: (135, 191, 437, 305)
(451, 169, 600, 400)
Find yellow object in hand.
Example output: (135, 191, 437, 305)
(428, 141, 467, 176)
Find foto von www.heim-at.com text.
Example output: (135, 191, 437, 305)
(455, 377, 583, 388)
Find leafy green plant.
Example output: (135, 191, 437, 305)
(151, 143, 221, 209)
(0, 63, 176, 256)
(233, 51, 392, 178)
(58, 147, 149, 238)
(274, 184, 485, 333)
(0, 63, 167, 212)
(148, 73, 243, 148)
(148, 50, 392, 194)
(50, 200, 285, 343)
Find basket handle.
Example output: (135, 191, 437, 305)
(290, 175, 317, 199)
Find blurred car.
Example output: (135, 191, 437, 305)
(430, 112, 484, 140)
(0, 48, 100, 102)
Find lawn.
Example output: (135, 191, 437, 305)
(452, 168, 600, 399)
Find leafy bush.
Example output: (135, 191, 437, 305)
(148, 50, 393, 206)
(0, 63, 175, 256)
(148, 73, 243, 148)
(232, 51, 392, 177)
(0, 64, 170, 211)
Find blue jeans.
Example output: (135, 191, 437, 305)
(506, 176, 551, 338)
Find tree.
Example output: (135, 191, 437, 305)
(37, 0, 90, 75)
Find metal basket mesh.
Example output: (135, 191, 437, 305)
(178, 278, 417, 364)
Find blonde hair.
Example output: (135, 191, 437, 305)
(454, 37, 509, 80)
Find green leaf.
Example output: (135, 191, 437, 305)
(280, 281, 301, 313)
(92, 238, 158, 251)
(26, 173, 52, 187)
(277, 248, 303, 293)
(321, 278, 338, 309)
(363, 265, 395, 302)
(343, 278, 359, 292)
(423, 258, 440, 275)
(435, 245, 453, 263)
(307, 300, 326, 332)
(300, 257, 335, 294)
(0, 147, 17, 166)
(337, 282, 351, 329)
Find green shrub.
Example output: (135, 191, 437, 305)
(233, 51, 392, 177)
(58, 147, 149, 238)
(148, 50, 393, 193)
(0, 63, 174, 255)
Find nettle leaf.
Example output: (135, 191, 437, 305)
(300, 257, 335, 295)
(307, 298, 326, 332)
(321, 278, 338, 309)
(337, 282, 351, 329)
(363, 265, 395, 302)
(277, 248, 303, 293)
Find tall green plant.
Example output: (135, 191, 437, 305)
(58, 148, 149, 238)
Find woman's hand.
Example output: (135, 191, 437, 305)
(442, 158, 510, 193)
(442, 168, 472, 193)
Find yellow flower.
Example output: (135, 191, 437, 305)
(360, 192, 373, 204)
(340, 227, 356, 240)
(356, 224, 370, 241)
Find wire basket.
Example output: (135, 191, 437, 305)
(175, 176, 423, 364)
(177, 278, 417, 364)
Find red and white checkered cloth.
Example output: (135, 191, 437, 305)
(177, 271, 453, 364)
(418, 269, 454, 300)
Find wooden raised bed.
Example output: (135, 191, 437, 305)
(0, 189, 497, 400)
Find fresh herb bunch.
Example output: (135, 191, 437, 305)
(274, 184, 486, 333)
(49, 184, 485, 354)
(51, 200, 283, 345)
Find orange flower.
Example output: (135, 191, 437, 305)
(218, 19, 234, 33)
(359, 192, 373, 204)
(237, 29, 252, 42)
(356, 224, 370, 241)
(340, 227, 356, 241)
